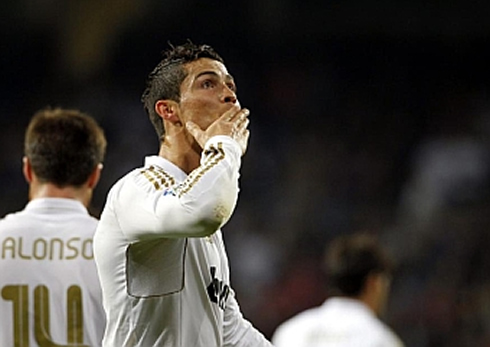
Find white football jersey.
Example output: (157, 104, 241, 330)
(272, 297, 405, 347)
(94, 136, 272, 347)
(0, 198, 105, 346)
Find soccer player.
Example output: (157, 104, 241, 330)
(93, 42, 272, 346)
(272, 233, 405, 347)
(0, 108, 107, 346)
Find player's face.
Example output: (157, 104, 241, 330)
(177, 58, 238, 130)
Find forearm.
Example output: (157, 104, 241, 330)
(223, 293, 273, 347)
(115, 136, 242, 241)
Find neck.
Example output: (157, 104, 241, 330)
(29, 182, 91, 208)
(357, 292, 378, 314)
(159, 132, 202, 174)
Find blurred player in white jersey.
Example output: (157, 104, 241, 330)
(93, 42, 272, 347)
(272, 233, 405, 347)
(0, 108, 107, 346)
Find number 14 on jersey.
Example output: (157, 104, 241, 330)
(2, 284, 88, 347)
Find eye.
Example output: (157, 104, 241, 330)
(226, 83, 236, 92)
(202, 79, 215, 89)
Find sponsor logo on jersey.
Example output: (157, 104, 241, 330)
(162, 188, 175, 197)
(207, 266, 230, 310)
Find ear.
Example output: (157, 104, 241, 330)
(365, 273, 380, 293)
(22, 156, 33, 183)
(87, 163, 103, 189)
(363, 272, 391, 315)
(155, 100, 181, 124)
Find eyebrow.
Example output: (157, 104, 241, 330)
(195, 70, 235, 83)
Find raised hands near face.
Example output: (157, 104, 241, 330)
(185, 104, 250, 156)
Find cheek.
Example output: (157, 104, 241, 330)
(181, 94, 215, 112)
(181, 98, 220, 128)
(199, 113, 220, 130)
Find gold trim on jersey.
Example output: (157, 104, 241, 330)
(178, 142, 225, 197)
(140, 165, 176, 191)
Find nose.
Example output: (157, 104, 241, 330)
(223, 95, 237, 104)
(221, 84, 237, 104)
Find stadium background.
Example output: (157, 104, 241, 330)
(2, 1, 490, 346)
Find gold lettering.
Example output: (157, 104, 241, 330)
(65, 238, 80, 260)
(19, 238, 32, 260)
(49, 239, 64, 260)
(81, 239, 93, 260)
(34, 286, 51, 346)
(2, 237, 16, 259)
(33, 239, 47, 260)
(2, 285, 29, 347)
(1, 237, 93, 260)
(67, 286, 88, 346)
(34, 286, 70, 347)
(2, 285, 87, 346)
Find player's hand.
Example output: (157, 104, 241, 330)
(186, 105, 250, 156)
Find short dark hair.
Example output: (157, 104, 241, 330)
(324, 234, 394, 296)
(141, 41, 224, 140)
(24, 107, 107, 187)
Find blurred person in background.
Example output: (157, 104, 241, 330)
(0, 107, 107, 346)
(272, 233, 404, 347)
(93, 41, 272, 346)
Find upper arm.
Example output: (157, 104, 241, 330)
(113, 137, 242, 241)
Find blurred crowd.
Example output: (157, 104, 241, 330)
(3, 1, 490, 346)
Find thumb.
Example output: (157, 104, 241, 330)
(186, 121, 206, 149)
(185, 121, 201, 137)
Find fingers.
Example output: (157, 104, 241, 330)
(186, 120, 208, 149)
(185, 121, 201, 138)
(186, 106, 250, 153)
(221, 105, 250, 122)
(234, 114, 250, 135)
(230, 108, 250, 141)
(230, 108, 250, 122)
(220, 104, 241, 121)
(231, 110, 250, 156)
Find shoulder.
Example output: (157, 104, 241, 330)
(372, 322, 404, 346)
(103, 165, 179, 218)
(0, 209, 27, 229)
(135, 165, 177, 192)
(272, 306, 321, 344)
(113, 165, 177, 196)
(358, 314, 404, 346)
